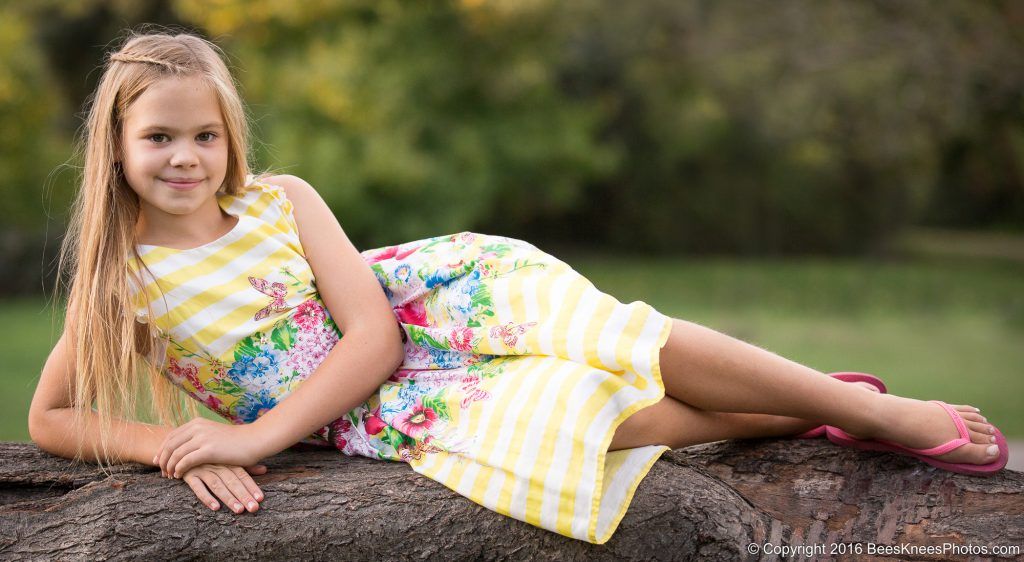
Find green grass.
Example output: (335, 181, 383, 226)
(1, 298, 64, 442)
(3, 253, 1022, 442)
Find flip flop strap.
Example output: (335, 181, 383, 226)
(904, 400, 972, 456)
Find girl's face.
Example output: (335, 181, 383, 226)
(120, 75, 229, 223)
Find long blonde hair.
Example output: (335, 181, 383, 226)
(57, 29, 254, 470)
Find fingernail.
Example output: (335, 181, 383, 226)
(234, 503, 242, 511)
(210, 502, 219, 510)
(986, 445, 998, 455)
(248, 501, 257, 510)
(255, 493, 263, 500)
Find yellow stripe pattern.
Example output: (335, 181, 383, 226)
(127, 175, 312, 361)
(366, 233, 674, 543)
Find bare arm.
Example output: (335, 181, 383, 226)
(28, 328, 167, 467)
(246, 174, 405, 457)
(33, 311, 271, 516)
(30, 405, 170, 466)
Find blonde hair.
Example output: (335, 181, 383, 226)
(56, 29, 255, 470)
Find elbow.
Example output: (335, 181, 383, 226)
(349, 321, 405, 374)
(384, 323, 405, 371)
(388, 330, 406, 370)
(27, 410, 51, 450)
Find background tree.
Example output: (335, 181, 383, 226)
(1, 0, 1022, 293)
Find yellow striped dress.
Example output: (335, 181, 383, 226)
(129, 175, 674, 544)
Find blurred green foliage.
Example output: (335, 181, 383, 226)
(0, 8, 68, 228)
(1, 0, 1022, 277)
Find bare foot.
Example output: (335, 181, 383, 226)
(860, 394, 1000, 465)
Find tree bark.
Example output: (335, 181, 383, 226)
(0, 440, 1021, 561)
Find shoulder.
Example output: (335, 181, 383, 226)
(255, 174, 329, 230)
(259, 174, 319, 206)
(258, 174, 341, 240)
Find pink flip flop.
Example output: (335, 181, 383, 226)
(794, 372, 888, 439)
(825, 400, 1009, 476)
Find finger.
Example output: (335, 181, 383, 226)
(183, 472, 221, 511)
(202, 472, 246, 514)
(157, 429, 186, 476)
(167, 440, 201, 478)
(154, 437, 172, 477)
(158, 428, 193, 477)
(231, 466, 265, 503)
(244, 464, 268, 475)
(219, 467, 260, 511)
(172, 448, 209, 479)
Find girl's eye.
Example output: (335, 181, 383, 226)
(148, 134, 169, 143)
(197, 132, 217, 142)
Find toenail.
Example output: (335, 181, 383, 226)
(990, 436, 996, 443)
(989, 426, 994, 434)
(981, 416, 987, 422)
(986, 445, 998, 456)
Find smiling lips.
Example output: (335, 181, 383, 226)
(162, 177, 203, 189)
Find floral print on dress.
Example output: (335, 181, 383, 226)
(156, 232, 546, 461)
(157, 265, 339, 424)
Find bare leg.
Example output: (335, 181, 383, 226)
(641, 318, 1001, 465)
(609, 395, 817, 451)
(609, 381, 885, 450)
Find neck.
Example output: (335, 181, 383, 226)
(135, 196, 237, 249)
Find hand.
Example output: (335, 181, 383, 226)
(154, 418, 265, 479)
(180, 463, 268, 514)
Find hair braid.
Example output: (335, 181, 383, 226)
(108, 52, 184, 72)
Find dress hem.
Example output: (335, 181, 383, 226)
(588, 307, 675, 544)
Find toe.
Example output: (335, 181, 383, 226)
(937, 441, 999, 465)
(969, 443, 999, 464)
(966, 423, 995, 445)
(966, 420, 994, 435)
(986, 443, 1002, 459)
(959, 411, 986, 423)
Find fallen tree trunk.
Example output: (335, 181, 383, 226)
(0, 440, 1021, 561)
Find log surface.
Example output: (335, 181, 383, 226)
(1, 440, 1021, 561)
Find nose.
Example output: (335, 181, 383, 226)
(169, 142, 199, 167)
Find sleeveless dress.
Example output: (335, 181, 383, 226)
(128, 175, 674, 544)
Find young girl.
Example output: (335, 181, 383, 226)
(29, 31, 1009, 545)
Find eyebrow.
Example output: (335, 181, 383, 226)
(138, 123, 225, 133)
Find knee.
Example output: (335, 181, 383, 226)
(612, 397, 677, 450)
